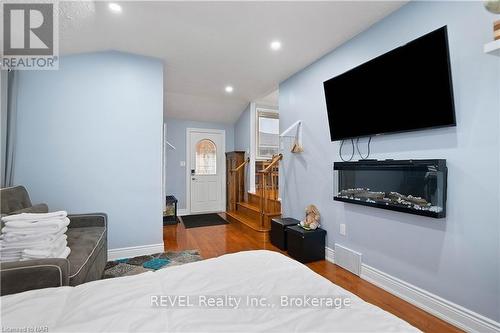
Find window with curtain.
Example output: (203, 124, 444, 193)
(195, 139, 217, 175)
(256, 110, 279, 159)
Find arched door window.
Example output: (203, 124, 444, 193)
(195, 139, 217, 175)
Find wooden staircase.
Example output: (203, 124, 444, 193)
(226, 192, 281, 232)
(226, 154, 282, 233)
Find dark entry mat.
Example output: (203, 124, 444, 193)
(181, 213, 229, 228)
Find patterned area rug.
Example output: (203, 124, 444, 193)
(103, 250, 202, 279)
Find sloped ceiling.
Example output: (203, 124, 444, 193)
(59, 1, 406, 123)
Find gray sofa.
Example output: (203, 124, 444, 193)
(0, 186, 107, 296)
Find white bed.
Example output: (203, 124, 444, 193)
(1, 250, 419, 332)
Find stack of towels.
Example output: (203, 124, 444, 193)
(0, 211, 71, 262)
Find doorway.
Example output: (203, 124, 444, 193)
(186, 128, 225, 214)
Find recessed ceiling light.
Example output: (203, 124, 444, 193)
(225, 86, 234, 93)
(108, 3, 122, 13)
(270, 40, 282, 51)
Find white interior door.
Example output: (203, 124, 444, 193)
(188, 129, 225, 214)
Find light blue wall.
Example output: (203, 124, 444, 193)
(234, 104, 252, 191)
(13, 51, 164, 250)
(165, 117, 234, 209)
(279, 1, 500, 321)
(234, 103, 251, 154)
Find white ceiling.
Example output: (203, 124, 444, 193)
(59, 1, 406, 124)
(256, 89, 279, 108)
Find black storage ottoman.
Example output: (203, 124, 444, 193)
(270, 218, 300, 250)
(163, 195, 178, 225)
(286, 225, 326, 263)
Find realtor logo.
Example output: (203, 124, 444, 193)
(1, 1, 58, 70)
(4, 3, 53, 55)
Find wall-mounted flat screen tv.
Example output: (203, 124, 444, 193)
(324, 26, 456, 142)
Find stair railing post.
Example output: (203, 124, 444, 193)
(237, 166, 241, 204)
(228, 157, 249, 212)
(255, 154, 282, 229)
(230, 169, 234, 211)
(234, 170, 237, 211)
(260, 170, 269, 228)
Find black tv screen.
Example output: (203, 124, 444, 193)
(324, 26, 456, 141)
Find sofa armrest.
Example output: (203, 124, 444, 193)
(68, 213, 107, 229)
(9, 203, 49, 215)
(0, 258, 70, 296)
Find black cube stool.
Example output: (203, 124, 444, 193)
(286, 225, 326, 263)
(270, 218, 300, 250)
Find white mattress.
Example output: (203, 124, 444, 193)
(1, 250, 419, 332)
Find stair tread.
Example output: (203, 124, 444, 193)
(226, 210, 270, 232)
(237, 201, 259, 211)
(226, 210, 256, 223)
(236, 201, 281, 216)
(247, 191, 281, 202)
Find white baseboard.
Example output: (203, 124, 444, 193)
(177, 209, 189, 216)
(324, 247, 500, 333)
(108, 243, 165, 261)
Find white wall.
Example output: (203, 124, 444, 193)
(13, 51, 164, 250)
(279, 1, 499, 322)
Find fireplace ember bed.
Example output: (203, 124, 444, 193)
(334, 159, 447, 218)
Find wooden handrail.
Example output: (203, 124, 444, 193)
(228, 156, 249, 212)
(231, 157, 250, 173)
(257, 154, 282, 227)
(257, 154, 283, 174)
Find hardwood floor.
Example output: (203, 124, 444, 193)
(164, 214, 462, 333)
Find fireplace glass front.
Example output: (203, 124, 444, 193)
(334, 159, 447, 218)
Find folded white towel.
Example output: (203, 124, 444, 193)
(56, 246, 71, 259)
(1, 254, 22, 258)
(0, 255, 22, 262)
(0, 233, 67, 251)
(0, 248, 24, 254)
(1, 240, 56, 250)
(1, 211, 71, 262)
(1, 227, 67, 243)
(4, 217, 70, 229)
(2, 218, 70, 235)
(1, 211, 67, 222)
(8, 235, 67, 251)
(22, 245, 66, 259)
(0, 249, 22, 255)
(22, 236, 67, 257)
(22, 244, 70, 260)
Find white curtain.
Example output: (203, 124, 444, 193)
(1, 70, 17, 188)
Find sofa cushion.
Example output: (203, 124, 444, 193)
(0, 186, 32, 215)
(9, 204, 49, 215)
(67, 226, 107, 286)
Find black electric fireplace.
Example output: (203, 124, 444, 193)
(334, 159, 447, 218)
